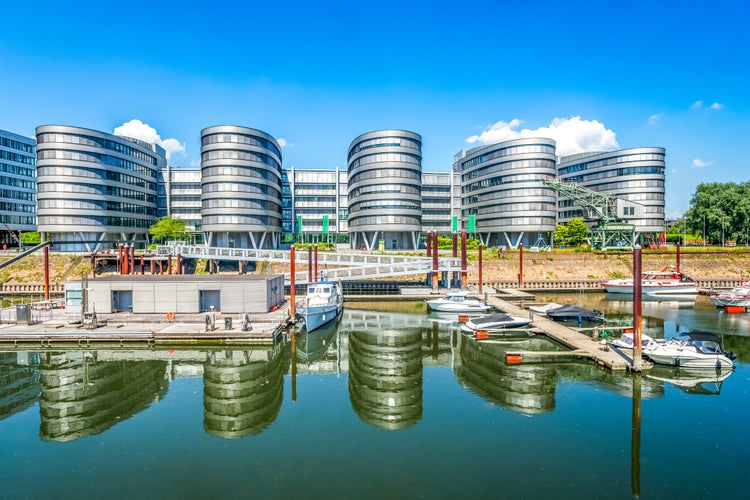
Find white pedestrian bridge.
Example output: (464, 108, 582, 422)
(156, 243, 462, 284)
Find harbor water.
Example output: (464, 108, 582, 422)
(1, 293, 748, 499)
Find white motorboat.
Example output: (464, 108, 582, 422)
(296, 280, 344, 333)
(528, 303, 562, 315)
(462, 312, 532, 332)
(708, 285, 750, 308)
(601, 269, 698, 295)
(642, 331, 736, 369)
(426, 291, 491, 313)
(611, 332, 659, 349)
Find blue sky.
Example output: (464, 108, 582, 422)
(1, 0, 747, 217)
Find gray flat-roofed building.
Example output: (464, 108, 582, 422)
(0, 129, 36, 247)
(421, 171, 459, 234)
(35, 125, 165, 252)
(86, 274, 285, 314)
(557, 148, 666, 236)
(347, 130, 422, 250)
(455, 137, 558, 249)
(200, 125, 283, 249)
(160, 165, 202, 234)
(288, 166, 347, 244)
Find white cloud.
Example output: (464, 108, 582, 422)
(671, 168, 678, 174)
(691, 100, 704, 109)
(648, 113, 664, 125)
(277, 138, 290, 147)
(465, 116, 618, 157)
(692, 158, 714, 168)
(113, 119, 186, 160)
(710, 102, 723, 109)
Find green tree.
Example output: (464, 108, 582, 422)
(554, 217, 590, 246)
(553, 224, 568, 246)
(149, 216, 186, 244)
(685, 182, 750, 245)
(19, 231, 41, 246)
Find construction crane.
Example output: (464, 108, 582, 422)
(544, 178, 637, 250)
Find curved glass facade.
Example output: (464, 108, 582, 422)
(557, 148, 666, 235)
(200, 126, 283, 249)
(347, 130, 422, 250)
(35, 125, 165, 252)
(455, 138, 557, 249)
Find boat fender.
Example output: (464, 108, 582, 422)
(715, 359, 721, 370)
(166, 311, 175, 321)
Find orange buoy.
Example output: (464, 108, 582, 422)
(505, 354, 523, 364)
(458, 315, 469, 323)
(166, 311, 175, 321)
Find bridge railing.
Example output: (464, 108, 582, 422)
(156, 243, 462, 282)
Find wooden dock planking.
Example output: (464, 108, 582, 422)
(484, 294, 640, 371)
(495, 288, 536, 300)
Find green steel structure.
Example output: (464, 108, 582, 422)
(544, 178, 636, 250)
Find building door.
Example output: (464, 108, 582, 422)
(200, 290, 221, 312)
(113, 290, 133, 312)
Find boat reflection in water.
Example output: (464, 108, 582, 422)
(455, 335, 558, 415)
(39, 352, 168, 442)
(348, 326, 423, 430)
(203, 343, 285, 439)
(295, 316, 340, 365)
(602, 293, 696, 309)
(645, 365, 734, 395)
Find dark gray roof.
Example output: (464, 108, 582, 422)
(90, 274, 282, 283)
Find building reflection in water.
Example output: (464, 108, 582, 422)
(348, 326, 423, 430)
(0, 352, 40, 422)
(455, 335, 557, 415)
(203, 342, 285, 439)
(38, 351, 168, 442)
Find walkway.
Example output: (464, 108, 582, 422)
(484, 294, 646, 371)
(156, 243, 461, 284)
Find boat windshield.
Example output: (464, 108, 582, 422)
(695, 340, 721, 354)
(309, 286, 331, 294)
(450, 295, 467, 302)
